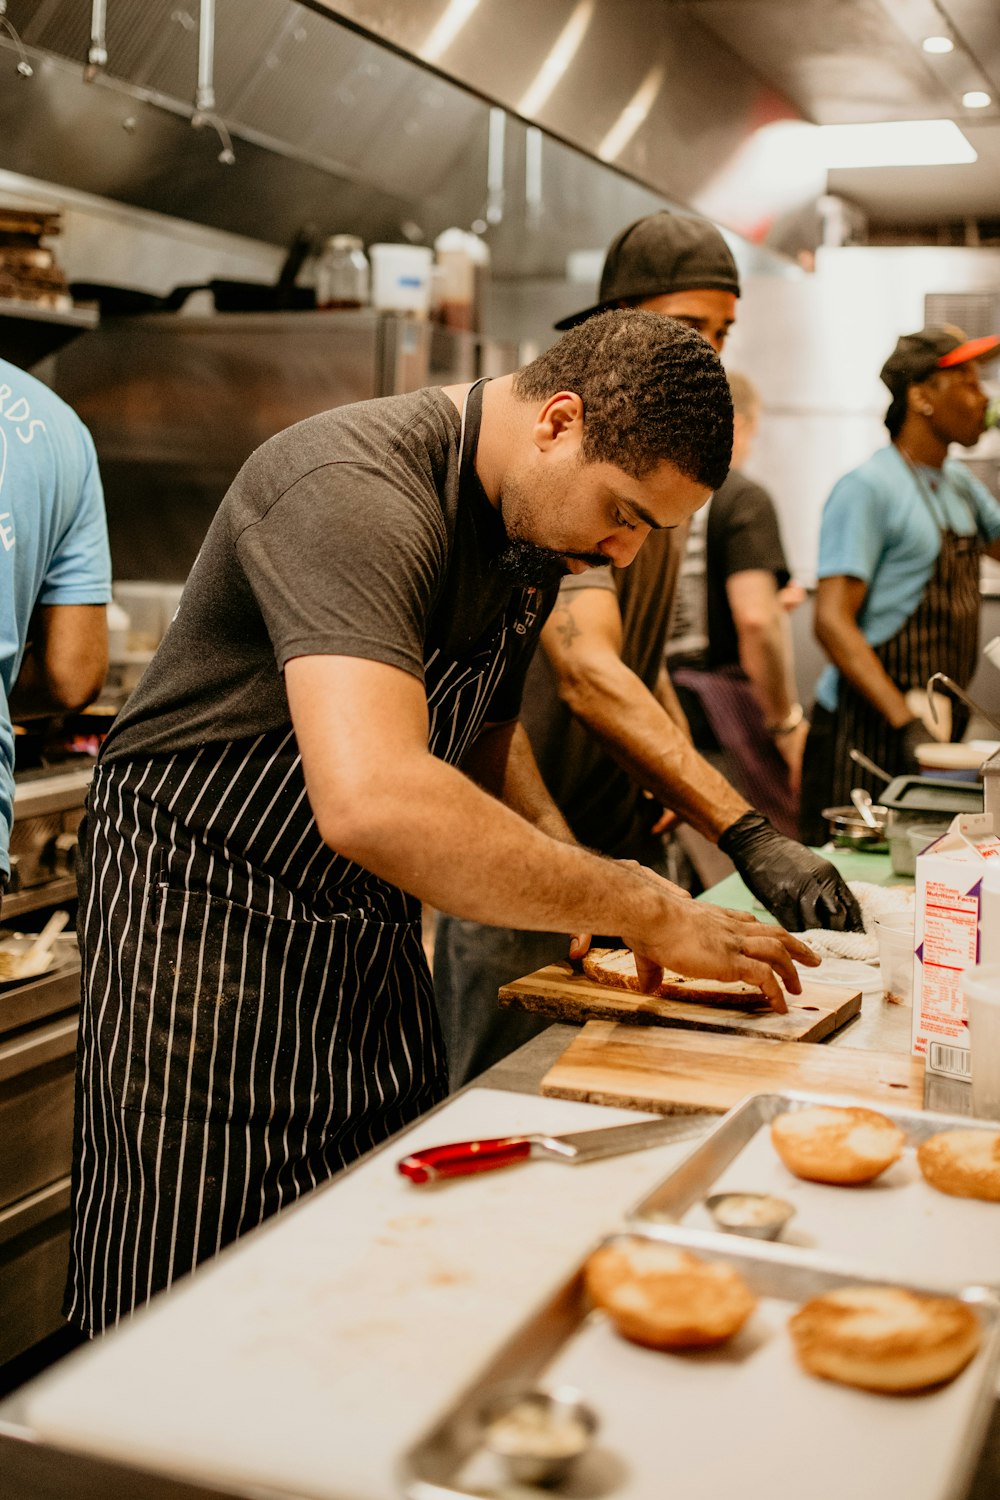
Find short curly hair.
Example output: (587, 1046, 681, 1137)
(513, 308, 732, 490)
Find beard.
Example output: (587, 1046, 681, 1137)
(493, 538, 609, 587)
(494, 462, 611, 586)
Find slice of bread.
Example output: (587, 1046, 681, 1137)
(917, 1130, 1000, 1202)
(585, 1237, 756, 1350)
(771, 1105, 905, 1185)
(789, 1286, 981, 1392)
(581, 946, 767, 1006)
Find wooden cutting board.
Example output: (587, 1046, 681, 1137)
(499, 962, 861, 1043)
(541, 1020, 925, 1114)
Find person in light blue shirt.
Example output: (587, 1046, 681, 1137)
(800, 325, 1000, 843)
(0, 355, 111, 894)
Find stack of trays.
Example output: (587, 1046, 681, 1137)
(403, 1092, 1000, 1500)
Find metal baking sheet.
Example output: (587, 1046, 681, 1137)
(401, 1228, 1000, 1500)
(628, 1091, 1000, 1291)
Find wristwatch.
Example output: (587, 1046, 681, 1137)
(767, 702, 805, 737)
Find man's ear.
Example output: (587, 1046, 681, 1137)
(909, 382, 934, 418)
(533, 390, 584, 452)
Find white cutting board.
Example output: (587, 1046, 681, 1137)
(22, 1088, 708, 1500)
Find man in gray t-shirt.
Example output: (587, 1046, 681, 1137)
(435, 211, 861, 1087)
(67, 309, 819, 1337)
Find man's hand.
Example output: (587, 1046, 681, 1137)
(718, 811, 864, 932)
(621, 892, 819, 1014)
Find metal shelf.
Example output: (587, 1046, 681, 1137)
(0, 298, 98, 369)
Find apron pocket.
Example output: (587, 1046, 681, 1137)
(124, 888, 342, 1124)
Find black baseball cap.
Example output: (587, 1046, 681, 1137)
(554, 210, 741, 331)
(880, 325, 1000, 400)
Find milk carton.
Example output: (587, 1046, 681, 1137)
(912, 814, 1000, 1079)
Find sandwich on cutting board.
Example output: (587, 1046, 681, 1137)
(582, 947, 768, 1006)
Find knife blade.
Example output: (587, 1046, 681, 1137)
(397, 1115, 709, 1183)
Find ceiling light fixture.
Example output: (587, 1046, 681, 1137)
(819, 118, 976, 168)
(962, 90, 992, 108)
(922, 35, 954, 54)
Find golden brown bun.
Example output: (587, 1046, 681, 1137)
(582, 947, 766, 1007)
(789, 1286, 981, 1392)
(917, 1130, 1000, 1202)
(584, 1237, 756, 1350)
(771, 1105, 904, 1185)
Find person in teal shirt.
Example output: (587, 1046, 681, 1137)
(800, 325, 1000, 843)
(0, 355, 111, 895)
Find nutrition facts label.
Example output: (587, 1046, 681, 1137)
(920, 879, 979, 1031)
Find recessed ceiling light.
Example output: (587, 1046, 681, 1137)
(922, 35, 954, 54)
(963, 91, 992, 108)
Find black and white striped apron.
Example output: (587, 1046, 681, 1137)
(801, 467, 981, 837)
(65, 381, 521, 1335)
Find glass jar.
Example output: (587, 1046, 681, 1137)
(316, 234, 370, 310)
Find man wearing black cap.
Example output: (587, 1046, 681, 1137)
(800, 325, 1000, 844)
(435, 210, 862, 1087)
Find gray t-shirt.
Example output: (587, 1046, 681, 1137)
(104, 387, 553, 763)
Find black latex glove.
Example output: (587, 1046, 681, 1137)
(718, 811, 865, 932)
(896, 717, 930, 776)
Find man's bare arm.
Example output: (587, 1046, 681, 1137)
(814, 576, 914, 729)
(727, 568, 807, 791)
(461, 720, 577, 844)
(8, 604, 108, 719)
(541, 588, 747, 839)
(284, 654, 817, 1010)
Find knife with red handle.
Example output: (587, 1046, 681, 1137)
(397, 1115, 708, 1184)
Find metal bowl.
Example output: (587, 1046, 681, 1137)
(821, 804, 889, 851)
(480, 1383, 599, 1487)
(705, 1191, 795, 1241)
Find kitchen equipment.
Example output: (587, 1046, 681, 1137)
(927, 672, 1000, 739)
(68, 281, 204, 316)
(397, 1114, 709, 1183)
(478, 1384, 597, 1487)
(703, 1191, 794, 1241)
(850, 786, 881, 828)
(629, 1092, 1000, 1292)
(880, 773, 983, 875)
(541, 1021, 924, 1114)
(499, 963, 861, 1044)
(821, 802, 889, 851)
(849, 747, 893, 784)
(914, 741, 996, 779)
(402, 1226, 1000, 1500)
(0, 910, 69, 983)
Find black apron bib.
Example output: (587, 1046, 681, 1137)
(826, 463, 982, 810)
(66, 380, 524, 1334)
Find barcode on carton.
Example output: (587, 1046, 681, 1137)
(929, 1043, 972, 1078)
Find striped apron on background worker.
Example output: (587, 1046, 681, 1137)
(800, 474, 981, 844)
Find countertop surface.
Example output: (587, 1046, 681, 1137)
(0, 854, 993, 1499)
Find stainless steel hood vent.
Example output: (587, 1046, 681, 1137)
(1, 0, 490, 249)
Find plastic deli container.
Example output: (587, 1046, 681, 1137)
(369, 243, 433, 317)
(874, 914, 915, 1006)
